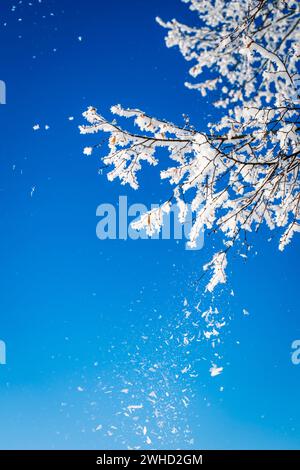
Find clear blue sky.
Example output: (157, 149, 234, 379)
(0, 0, 299, 450)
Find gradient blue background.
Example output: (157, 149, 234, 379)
(0, 0, 299, 449)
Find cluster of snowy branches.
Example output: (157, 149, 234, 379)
(80, 0, 300, 291)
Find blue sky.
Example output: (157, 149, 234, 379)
(0, 0, 299, 450)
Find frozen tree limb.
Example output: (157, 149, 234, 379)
(80, 0, 300, 290)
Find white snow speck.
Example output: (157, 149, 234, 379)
(83, 146, 93, 156)
(209, 365, 223, 377)
(127, 404, 143, 412)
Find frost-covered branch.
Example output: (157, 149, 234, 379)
(80, 0, 300, 291)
